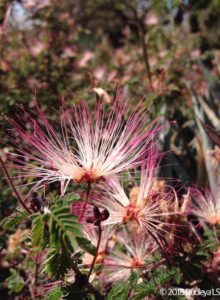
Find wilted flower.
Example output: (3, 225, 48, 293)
(190, 185, 220, 225)
(102, 230, 157, 283)
(7, 91, 160, 195)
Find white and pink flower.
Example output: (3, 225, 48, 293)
(92, 146, 180, 240)
(7, 91, 161, 195)
(102, 230, 157, 283)
(82, 224, 114, 266)
(190, 185, 220, 225)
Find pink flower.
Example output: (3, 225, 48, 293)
(102, 230, 157, 283)
(7, 91, 160, 195)
(22, 0, 51, 10)
(190, 186, 220, 225)
(82, 224, 114, 266)
(92, 146, 180, 240)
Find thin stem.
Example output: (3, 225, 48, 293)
(88, 222, 102, 280)
(140, 25, 153, 91)
(79, 181, 91, 221)
(0, 156, 31, 214)
(135, 13, 154, 91)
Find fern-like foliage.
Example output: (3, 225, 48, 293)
(43, 248, 73, 279)
(31, 214, 46, 249)
(53, 192, 80, 206)
(0, 209, 28, 230)
(107, 282, 130, 300)
(49, 205, 82, 252)
(44, 286, 63, 300)
(129, 270, 138, 288)
(75, 236, 96, 256)
(133, 281, 156, 300)
(153, 267, 181, 285)
(31, 198, 83, 279)
(31, 204, 82, 251)
(201, 227, 220, 253)
(106, 266, 182, 300)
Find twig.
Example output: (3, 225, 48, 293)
(135, 14, 154, 91)
(0, 156, 31, 214)
(88, 222, 102, 280)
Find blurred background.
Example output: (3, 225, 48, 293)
(0, 0, 220, 297)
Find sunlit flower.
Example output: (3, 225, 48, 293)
(102, 230, 157, 283)
(7, 91, 160, 195)
(190, 185, 220, 225)
(92, 146, 180, 240)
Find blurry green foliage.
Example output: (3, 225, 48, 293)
(6, 268, 25, 294)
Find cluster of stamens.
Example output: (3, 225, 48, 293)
(130, 257, 144, 268)
(95, 251, 106, 264)
(73, 167, 104, 184)
(123, 204, 139, 224)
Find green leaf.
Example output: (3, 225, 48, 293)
(153, 267, 181, 286)
(76, 236, 96, 255)
(129, 270, 138, 288)
(33, 203, 83, 279)
(31, 214, 45, 249)
(134, 282, 156, 300)
(53, 193, 80, 206)
(44, 286, 63, 300)
(107, 283, 129, 300)
(202, 228, 219, 252)
(153, 250, 162, 262)
(173, 267, 181, 285)
(43, 248, 73, 280)
(156, 269, 174, 285)
(6, 269, 25, 294)
(0, 210, 28, 230)
(49, 205, 82, 252)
